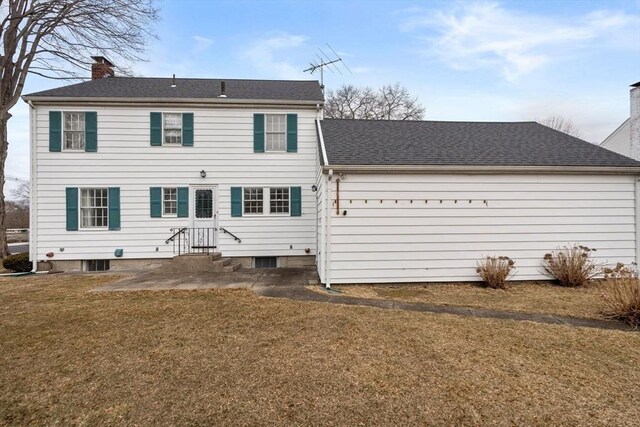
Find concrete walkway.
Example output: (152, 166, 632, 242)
(93, 268, 634, 332)
(255, 285, 636, 332)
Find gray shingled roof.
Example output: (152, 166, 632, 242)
(320, 119, 640, 168)
(24, 77, 324, 101)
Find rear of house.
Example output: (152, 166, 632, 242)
(24, 62, 640, 284)
(24, 59, 324, 272)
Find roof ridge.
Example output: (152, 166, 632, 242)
(323, 118, 537, 124)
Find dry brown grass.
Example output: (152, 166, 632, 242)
(333, 280, 613, 319)
(1, 274, 640, 425)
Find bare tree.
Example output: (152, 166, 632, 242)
(325, 82, 425, 120)
(539, 115, 583, 139)
(11, 181, 29, 208)
(0, 0, 158, 257)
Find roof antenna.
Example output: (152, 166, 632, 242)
(303, 43, 352, 93)
(171, 74, 176, 88)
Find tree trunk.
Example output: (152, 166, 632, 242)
(0, 112, 11, 258)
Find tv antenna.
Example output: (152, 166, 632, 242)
(303, 43, 352, 90)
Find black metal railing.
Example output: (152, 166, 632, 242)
(166, 227, 217, 255)
(165, 227, 242, 255)
(219, 227, 242, 243)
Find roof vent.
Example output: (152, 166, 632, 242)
(218, 81, 227, 98)
(171, 74, 176, 88)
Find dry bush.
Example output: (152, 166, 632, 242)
(601, 263, 640, 328)
(476, 256, 516, 289)
(542, 245, 599, 287)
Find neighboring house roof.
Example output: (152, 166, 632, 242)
(320, 119, 640, 168)
(23, 77, 324, 102)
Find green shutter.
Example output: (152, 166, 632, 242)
(49, 111, 62, 152)
(290, 186, 301, 217)
(177, 187, 189, 217)
(150, 112, 162, 146)
(65, 187, 78, 231)
(286, 114, 298, 153)
(231, 187, 242, 217)
(182, 113, 194, 146)
(253, 114, 265, 153)
(85, 112, 97, 152)
(150, 187, 162, 217)
(108, 187, 120, 230)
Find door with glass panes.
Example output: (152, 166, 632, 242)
(190, 186, 217, 251)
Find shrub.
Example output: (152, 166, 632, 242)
(476, 256, 516, 289)
(2, 252, 32, 272)
(542, 244, 599, 287)
(601, 263, 640, 328)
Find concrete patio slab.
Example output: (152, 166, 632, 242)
(92, 267, 319, 292)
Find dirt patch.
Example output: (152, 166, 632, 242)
(329, 281, 610, 319)
(1, 274, 639, 425)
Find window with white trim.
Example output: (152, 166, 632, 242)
(269, 187, 289, 214)
(63, 112, 85, 150)
(163, 113, 182, 145)
(265, 114, 286, 152)
(243, 188, 263, 214)
(163, 188, 177, 216)
(80, 188, 108, 228)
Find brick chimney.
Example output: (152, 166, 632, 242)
(91, 56, 114, 80)
(631, 82, 640, 160)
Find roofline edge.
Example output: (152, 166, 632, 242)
(21, 96, 324, 106)
(322, 164, 640, 175)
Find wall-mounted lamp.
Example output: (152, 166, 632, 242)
(311, 185, 318, 192)
(200, 170, 206, 178)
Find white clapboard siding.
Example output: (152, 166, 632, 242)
(600, 119, 631, 158)
(325, 173, 638, 283)
(33, 106, 318, 261)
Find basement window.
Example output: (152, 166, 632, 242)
(254, 256, 277, 268)
(84, 259, 110, 272)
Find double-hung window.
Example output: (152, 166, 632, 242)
(269, 187, 289, 214)
(265, 114, 286, 152)
(80, 188, 108, 228)
(64, 112, 86, 150)
(243, 188, 264, 214)
(163, 188, 177, 216)
(164, 113, 182, 145)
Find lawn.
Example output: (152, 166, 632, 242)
(332, 281, 612, 319)
(1, 275, 639, 425)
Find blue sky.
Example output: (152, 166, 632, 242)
(5, 0, 640, 196)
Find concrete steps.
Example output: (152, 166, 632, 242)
(160, 253, 242, 274)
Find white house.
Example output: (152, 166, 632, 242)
(23, 58, 640, 284)
(600, 82, 640, 159)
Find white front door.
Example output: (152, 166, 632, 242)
(190, 186, 217, 251)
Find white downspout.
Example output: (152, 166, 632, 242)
(325, 169, 333, 289)
(635, 178, 640, 268)
(27, 100, 38, 273)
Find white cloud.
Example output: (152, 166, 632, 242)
(402, 1, 636, 82)
(242, 32, 307, 79)
(192, 35, 214, 53)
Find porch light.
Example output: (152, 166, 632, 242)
(200, 170, 206, 178)
(311, 185, 317, 192)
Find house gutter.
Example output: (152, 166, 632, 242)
(635, 179, 640, 268)
(325, 169, 332, 290)
(27, 99, 37, 273)
(322, 164, 640, 175)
